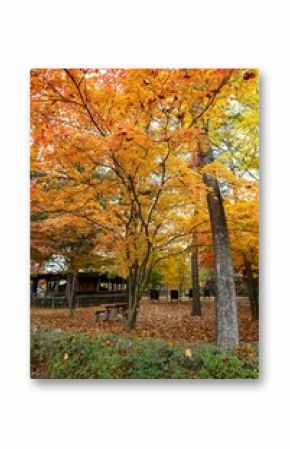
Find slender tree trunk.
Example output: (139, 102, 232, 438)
(124, 263, 139, 330)
(125, 298, 139, 330)
(66, 271, 78, 316)
(124, 261, 150, 330)
(191, 243, 201, 316)
(199, 146, 239, 348)
(243, 256, 259, 320)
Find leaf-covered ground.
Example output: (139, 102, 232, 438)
(31, 299, 258, 344)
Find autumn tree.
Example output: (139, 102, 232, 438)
(208, 81, 259, 320)
(159, 253, 191, 293)
(176, 69, 258, 347)
(31, 68, 259, 342)
(30, 69, 204, 328)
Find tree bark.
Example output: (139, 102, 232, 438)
(191, 244, 201, 316)
(206, 181, 239, 348)
(124, 264, 139, 330)
(125, 299, 139, 330)
(243, 256, 259, 320)
(199, 147, 239, 348)
(123, 261, 149, 330)
(66, 271, 79, 316)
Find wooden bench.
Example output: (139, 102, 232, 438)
(93, 302, 128, 323)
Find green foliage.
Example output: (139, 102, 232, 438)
(200, 267, 215, 288)
(148, 267, 164, 289)
(190, 344, 259, 379)
(31, 328, 259, 379)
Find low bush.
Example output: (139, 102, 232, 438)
(31, 327, 259, 379)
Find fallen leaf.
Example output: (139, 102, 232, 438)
(185, 348, 192, 358)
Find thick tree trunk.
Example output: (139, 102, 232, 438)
(199, 144, 239, 348)
(66, 272, 78, 316)
(243, 256, 259, 320)
(206, 180, 239, 348)
(191, 244, 201, 316)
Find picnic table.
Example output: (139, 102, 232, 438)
(93, 302, 128, 323)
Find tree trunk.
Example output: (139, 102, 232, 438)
(199, 145, 239, 348)
(243, 256, 259, 320)
(206, 180, 239, 348)
(124, 261, 147, 330)
(191, 244, 201, 316)
(125, 299, 139, 330)
(66, 272, 78, 316)
(124, 265, 138, 330)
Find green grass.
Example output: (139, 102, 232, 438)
(31, 327, 259, 379)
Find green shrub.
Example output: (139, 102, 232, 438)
(31, 327, 259, 379)
(191, 345, 259, 379)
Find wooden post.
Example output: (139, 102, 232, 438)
(45, 279, 49, 298)
(31, 278, 38, 295)
(30, 278, 38, 303)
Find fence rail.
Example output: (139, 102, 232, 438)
(31, 291, 127, 308)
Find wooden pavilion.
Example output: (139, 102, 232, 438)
(30, 272, 127, 308)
